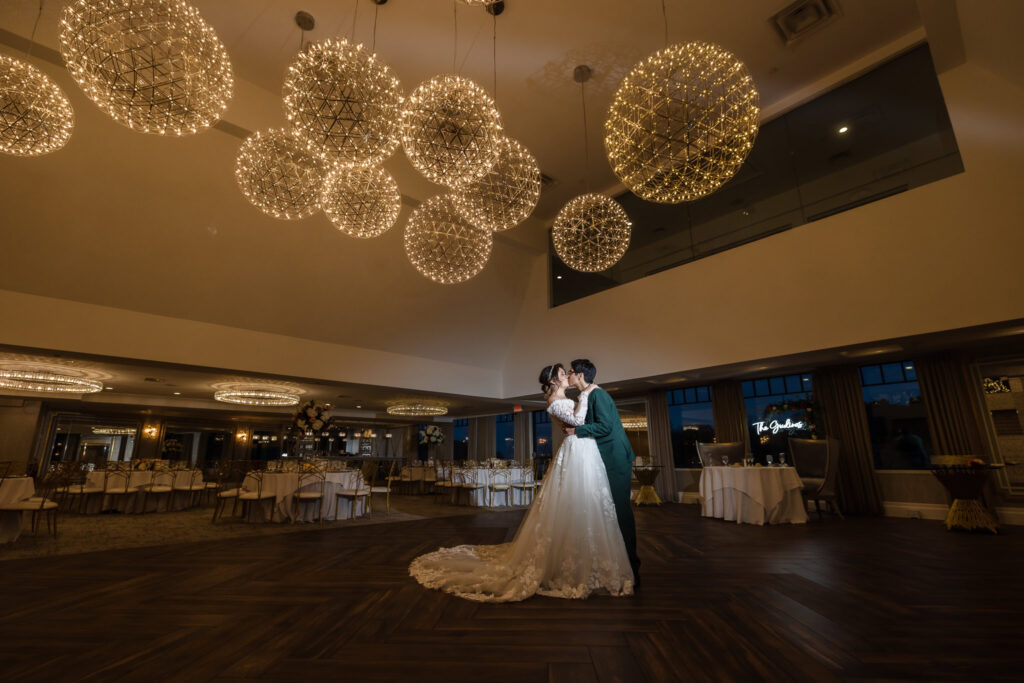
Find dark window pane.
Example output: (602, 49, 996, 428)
(862, 380, 932, 469)
(668, 393, 714, 467)
(861, 365, 883, 385)
(755, 379, 771, 396)
(684, 387, 697, 404)
(742, 381, 754, 397)
(785, 375, 802, 393)
(802, 374, 813, 390)
(770, 377, 786, 395)
(903, 361, 917, 381)
(882, 362, 905, 384)
(696, 386, 710, 403)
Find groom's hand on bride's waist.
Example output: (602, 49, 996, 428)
(562, 426, 576, 436)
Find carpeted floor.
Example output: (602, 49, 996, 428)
(0, 495, 526, 561)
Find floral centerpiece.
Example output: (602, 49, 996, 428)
(162, 437, 183, 459)
(419, 424, 444, 446)
(291, 400, 334, 435)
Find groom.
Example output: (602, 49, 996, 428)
(563, 359, 641, 586)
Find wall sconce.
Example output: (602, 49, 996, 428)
(385, 432, 392, 439)
(142, 425, 159, 439)
(236, 431, 249, 442)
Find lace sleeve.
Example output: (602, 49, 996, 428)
(546, 394, 589, 427)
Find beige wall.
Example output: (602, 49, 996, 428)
(501, 60, 1024, 396)
(0, 399, 43, 473)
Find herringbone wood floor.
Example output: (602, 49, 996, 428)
(0, 504, 1019, 682)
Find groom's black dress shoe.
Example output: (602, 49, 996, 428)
(633, 574, 642, 590)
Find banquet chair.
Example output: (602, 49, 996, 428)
(512, 466, 538, 506)
(370, 461, 395, 516)
(391, 460, 411, 496)
(237, 469, 277, 522)
(335, 463, 372, 520)
(455, 468, 486, 506)
(0, 468, 62, 537)
(433, 463, 454, 503)
(103, 467, 138, 513)
(173, 468, 207, 509)
(211, 460, 247, 523)
(788, 437, 843, 519)
(58, 461, 104, 513)
(293, 466, 327, 525)
(488, 469, 512, 507)
(423, 462, 438, 494)
(141, 469, 176, 513)
(696, 442, 745, 467)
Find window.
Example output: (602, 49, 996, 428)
(453, 418, 468, 461)
(532, 410, 552, 456)
(495, 413, 515, 460)
(416, 423, 428, 460)
(743, 373, 816, 461)
(667, 386, 714, 467)
(860, 361, 932, 469)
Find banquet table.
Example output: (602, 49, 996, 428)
(453, 467, 527, 507)
(699, 466, 808, 525)
(84, 470, 204, 513)
(242, 471, 366, 523)
(0, 476, 35, 543)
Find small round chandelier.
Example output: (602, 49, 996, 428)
(321, 165, 402, 239)
(452, 137, 541, 232)
(214, 389, 301, 406)
(404, 195, 493, 284)
(552, 193, 632, 273)
(284, 38, 404, 168)
(386, 402, 448, 417)
(0, 55, 75, 157)
(605, 41, 759, 203)
(0, 369, 103, 394)
(234, 128, 329, 220)
(401, 74, 503, 187)
(621, 417, 648, 431)
(59, 0, 234, 135)
(92, 426, 137, 435)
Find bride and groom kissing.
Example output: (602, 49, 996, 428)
(410, 359, 641, 602)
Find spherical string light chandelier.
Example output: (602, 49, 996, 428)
(0, 369, 103, 394)
(404, 194, 493, 284)
(214, 388, 301, 407)
(283, 37, 404, 168)
(605, 38, 759, 203)
(59, 0, 233, 135)
(0, 55, 74, 157)
(235, 128, 329, 220)
(321, 165, 402, 239)
(452, 136, 540, 233)
(552, 65, 631, 273)
(401, 74, 503, 187)
(386, 402, 448, 417)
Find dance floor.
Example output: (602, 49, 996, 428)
(0, 505, 1019, 682)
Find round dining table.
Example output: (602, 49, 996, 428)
(0, 476, 35, 543)
(84, 469, 204, 513)
(699, 465, 808, 525)
(242, 470, 366, 522)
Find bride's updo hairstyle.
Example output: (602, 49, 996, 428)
(538, 363, 564, 397)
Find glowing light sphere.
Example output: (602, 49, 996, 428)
(604, 41, 759, 203)
(404, 195, 493, 284)
(235, 128, 329, 220)
(552, 193, 631, 272)
(284, 38, 404, 168)
(0, 55, 74, 156)
(59, 0, 233, 135)
(321, 165, 402, 239)
(401, 74, 503, 187)
(452, 137, 540, 232)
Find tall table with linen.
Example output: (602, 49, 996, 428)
(700, 465, 808, 525)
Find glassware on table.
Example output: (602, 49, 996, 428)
(766, 454, 774, 466)
(721, 455, 729, 466)
(779, 453, 786, 466)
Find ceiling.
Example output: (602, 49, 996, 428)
(0, 0, 926, 384)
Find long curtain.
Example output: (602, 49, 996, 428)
(813, 365, 883, 515)
(470, 416, 496, 461)
(645, 392, 678, 501)
(711, 380, 751, 451)
(513, 412, 530, 464)
(915, 352, 989, 457)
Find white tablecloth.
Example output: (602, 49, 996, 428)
(85, 470, 205, 513)
(242, 471, 366, 522)
(453, 467, 527, 507)
(699, 466, 808, 525)
(0, 477, 35, 543)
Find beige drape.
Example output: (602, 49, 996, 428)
(513, 412, 531, 463)
(915, 352, 989, 457)
(813, 365, 883, 515)
(645, 392, 678, 501)
(469, 417, 496, 461)
(711, 380, 751, 452)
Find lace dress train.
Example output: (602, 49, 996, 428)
(409, 394, 634, 602)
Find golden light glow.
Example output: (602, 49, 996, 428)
(386, 402, 448, 417)
(235, 128, 329, 220)
(0, 56, 74, 157)
(605, 41, 759, 203)
(214, 389, 301, 406)
(91, 427, 137, 435)
(452, 137, 541, 232)
(552, 193, 631, 272)
(401, 74, 503, 187)
(284, 38, 404, 168)
(0, 369, 102, 394)
(142, 425, 160, 439)
(622, 417, 648, 430)
(59, 0, 233, 136)
(321, 165, 402, 238)
(404, 195, 492, 284)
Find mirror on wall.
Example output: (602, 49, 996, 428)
(42, 414, 140, 471)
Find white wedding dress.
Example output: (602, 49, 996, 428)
(409, 391, 634, 602)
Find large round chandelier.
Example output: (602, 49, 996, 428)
(0, 56, 75, 157)
(284, 38, 404, 168)
(401, 74, 503, 187)
(92, 426, 137, 435)
(235, 128, 329, 220)
(59, 0, 233, 135)
(452, 137, 541, 232)
(386, 402, 448, 417)
(214, 389, 301, 406)
(404, 195, 493, 284)
(604, 41, 759, 203)
(552, 194, 632, 272)
(0, 369, 103, 394)
(321, 165, 402, 239)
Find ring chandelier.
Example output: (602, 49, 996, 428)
(214, 389, 301, 407)
(386, 402, 449, 417)
(0, 369, 103, 394)
(92, 426, 137, 435)
(621, 417, 648, 430)
(0, 55, 75, 157)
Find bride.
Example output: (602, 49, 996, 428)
(408, 363, 634, 602)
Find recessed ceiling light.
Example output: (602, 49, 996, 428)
(556, 275, 563, 279)
(173, 392, 181, 396)
(104, 386, 113, 390)
(838, 125, 849, 134)
(356, 405, 362, 409)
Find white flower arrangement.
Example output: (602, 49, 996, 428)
(419, 424, 444, 446)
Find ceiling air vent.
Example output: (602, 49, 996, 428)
(143, 377, 163, 383)
(771, 0, 841, 45)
